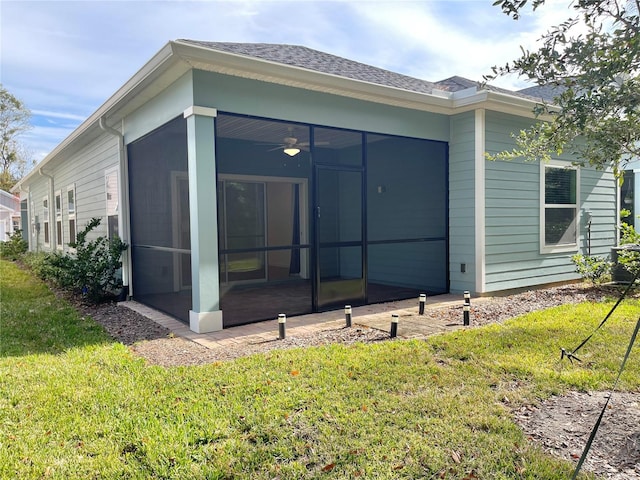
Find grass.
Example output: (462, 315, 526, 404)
(1, 260, 639, 479)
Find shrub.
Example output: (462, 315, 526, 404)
(618, 220, 640, 280)
(22, 218, 128, 303)
(60, 217, 128, 302)
(22, 251, 61, 281)
(0, 230, 28, 260)
(571, 254, 612, 284)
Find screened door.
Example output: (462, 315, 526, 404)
(315, 166, 365, 309)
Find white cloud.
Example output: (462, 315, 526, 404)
(347, 0, 576, 89)
(32, 110, 88, 122)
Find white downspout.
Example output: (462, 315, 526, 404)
(39, 167, 55, 251)
(99, 116, 132, 297)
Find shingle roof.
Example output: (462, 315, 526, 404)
(179, 40, 548, 103)
(517, 84, 565, 103)
(180, 40, 438, 94)
(434, 76, 479, 92)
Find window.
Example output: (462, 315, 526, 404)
(55, 190, 63, 249)
(42, 196, 50, 246)
(541, 163, 579, 253)
(67, 185, 76, 245)
(105, 168, 119, 240)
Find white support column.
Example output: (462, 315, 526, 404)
(184, 107, 223, 333)
(474, 109, 486, 293)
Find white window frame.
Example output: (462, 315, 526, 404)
(42, 196, 50, 247)
(55, 189, 63, 250)
(540, 161, 580, 254)
(66, 184, 77, 248)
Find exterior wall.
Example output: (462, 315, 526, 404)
(483, 111, 617, 292)
(24, 132, 120, 252)
(192, 70, 450, 142)
(124, 71, 194, 144)
(448, 111, 477, 293)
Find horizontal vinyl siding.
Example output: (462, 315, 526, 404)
(483, 111, 617, 292)
(23, 132, 119, 252)
(448, 111, 476, 292)
(580, 168, 617, 255)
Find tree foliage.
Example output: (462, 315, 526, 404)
(0, 85, 32, 191)
(488, 0, 640, 176)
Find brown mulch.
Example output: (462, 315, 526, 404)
(73, 282, 640, 479)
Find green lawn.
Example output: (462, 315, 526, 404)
(1, 260, 639, 479)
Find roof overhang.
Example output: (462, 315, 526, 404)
(14, 40, 547, 191)
(13, 42, 191, 191)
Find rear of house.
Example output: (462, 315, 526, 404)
(13, 41, 618, 333)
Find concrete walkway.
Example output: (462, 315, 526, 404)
(120, 293, 492, 352)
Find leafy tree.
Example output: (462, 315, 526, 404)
(488, 0, 640, 177)
(0, 85, 32, 191)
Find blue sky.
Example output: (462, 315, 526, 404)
(1, 0, 575, 163)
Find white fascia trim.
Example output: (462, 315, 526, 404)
(454, 90, 555, 120)
(172, 40, 456, 115)
(475, 109, 486, 293)
(183, 106, 218, 119)
(451, 87, 479, 99)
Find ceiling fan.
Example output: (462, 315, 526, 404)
(265, 128, 328, 156)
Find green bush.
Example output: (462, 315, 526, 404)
(571, 254, 612, 284)
(0, 230, 28, 260)
(618, 220, 640, 279)
(22, 218, 128, 303)
(22, 251, 61, 281)
(61, 218, 128, 302)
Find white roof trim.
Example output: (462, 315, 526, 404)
(15, 40, 545, 191)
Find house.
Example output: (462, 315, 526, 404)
(0, 189, 21, 241)
(12, 41, 618, 333)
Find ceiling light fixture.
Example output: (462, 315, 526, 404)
(283, 147, 301, 156)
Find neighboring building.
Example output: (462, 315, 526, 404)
(0, 189, 21, 241)
(12, 41, 618, 332)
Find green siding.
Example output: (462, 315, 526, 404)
(484, 111, 617, 292)
(448, 111, 476, 293)
(124, 71, 194, 144)
(24, 133, 119, 252)
(192, 70, 450, 142)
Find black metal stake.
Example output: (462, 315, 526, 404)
(463, 303, 470, 326)
(419, 293, 426, 315)
(278, 313, 286, 340)
(390, 314, 399, 338)
(464, 290, 471, 306)
(345, 305, 352, 328)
